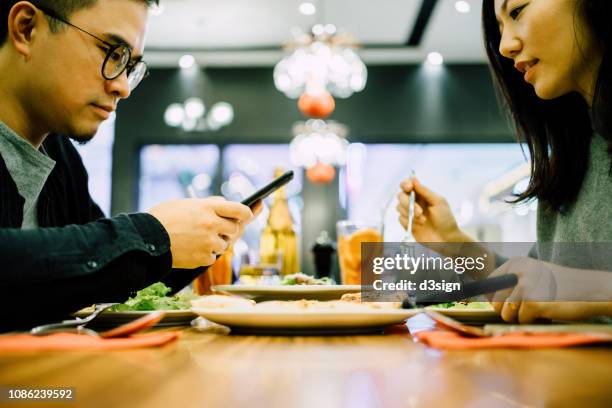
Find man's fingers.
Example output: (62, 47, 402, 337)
(211, 200, 253, 221)
(250, 200, 263, 218)
(216, 217, 240, 236)
(210, 236, 229, 255)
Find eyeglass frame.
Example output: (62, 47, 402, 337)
(34, 4, 149, 89)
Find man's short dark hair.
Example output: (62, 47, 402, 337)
(1, 0, 160, 45)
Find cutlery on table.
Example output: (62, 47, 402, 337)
(30, 309, 166, 338)
(30, 302, 118, 335)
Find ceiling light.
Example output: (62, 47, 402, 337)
(290, 120, 349, 168)
(312, 24, 324, 36)
(455, 1, 471, 13)
(427, 52, 444, 66)
(178, 54, 195, 69)
(274, 26, 368, 99)
(164, 103, 185, 127)
(299, 2, 316, 16)
(324, 24, 336, 35)
(192, 173, 212, 191)
(184, 97, 205, 119)
(150, 4, 164, 16)
(210, 102, 234, 127)
(165, 99, 234, 132)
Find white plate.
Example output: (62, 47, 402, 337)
(212, 285, 361, 301)
(73, 309, 197, 327)
(192, 307, 420, 335)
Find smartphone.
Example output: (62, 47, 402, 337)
(240, 170, 294, 208)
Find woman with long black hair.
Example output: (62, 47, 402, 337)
(397, 0, 612, 323)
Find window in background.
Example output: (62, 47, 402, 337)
(138, 144, 220, 211)
(73, 116, 114, 215)
(346, 143, 535, 242)
(222, 144, 304, 258)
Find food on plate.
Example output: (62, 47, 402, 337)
(189, 295, 401, 311)
(428, 301, 494, 310)
(191, 295, 255, 309)
(340, 293, 495, 311)
(254, 300, 354, 310)
(340, 292, 402, 309)
(281, 272, 335, 286)
(337, 228, 383, 285)
(255, 299, 395, 311)
(340, 293, 361, 302)
(110, 282, 198, 311)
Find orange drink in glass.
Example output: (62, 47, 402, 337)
(193, 247, 234, 295)
(336, 221, 383, 285)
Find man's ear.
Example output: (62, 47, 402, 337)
(8, 2, 40, 58)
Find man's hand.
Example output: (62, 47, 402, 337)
(148, 197, 256, 269)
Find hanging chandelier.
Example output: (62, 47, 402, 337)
(289, 119, 349, 168)
(274, 24, 368, 100)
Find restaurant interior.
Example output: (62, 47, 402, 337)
(2, 1, 610, 407)
(79, 0, 536, 278)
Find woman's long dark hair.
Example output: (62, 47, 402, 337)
(482, 0, 612, 212)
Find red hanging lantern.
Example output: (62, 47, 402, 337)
(306, 162, 336, 184)
(298, 91, 335, 118)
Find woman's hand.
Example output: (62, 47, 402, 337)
(396, 177, 471, 243)
(488, 257, 612, 323)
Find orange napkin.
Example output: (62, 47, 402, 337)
(415, 330, 612, 350)
(0, 331, 180, 352)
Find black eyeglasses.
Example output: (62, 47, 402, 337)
(36, 5, 148, 91)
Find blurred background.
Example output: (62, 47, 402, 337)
(75, 0, 536, 278)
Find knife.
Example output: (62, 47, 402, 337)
(402, 273, 518, 309)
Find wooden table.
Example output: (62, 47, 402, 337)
(1, 319, 611, 408)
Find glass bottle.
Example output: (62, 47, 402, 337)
(259, 168, 300, 275)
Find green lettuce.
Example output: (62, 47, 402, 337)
(110, 282, 198, 311)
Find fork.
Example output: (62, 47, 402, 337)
(400, 170, 416, 256)
(30, 302, 118, 335)
(30, 310, 166, 338)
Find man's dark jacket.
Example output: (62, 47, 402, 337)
(0, 134, 203, 331)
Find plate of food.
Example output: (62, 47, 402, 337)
(191, 294, 420, 335)
(213, 273, 361, 301)
(74, 282, 199, 327)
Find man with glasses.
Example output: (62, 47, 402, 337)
(0, 0, 259, 331)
